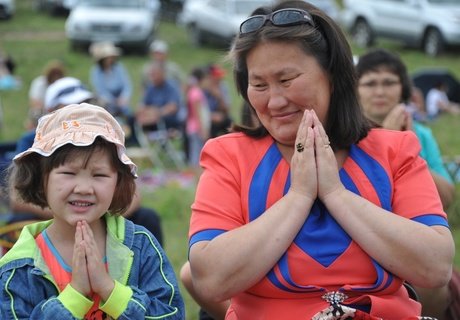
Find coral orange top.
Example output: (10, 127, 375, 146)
(189, 129, 448, 319)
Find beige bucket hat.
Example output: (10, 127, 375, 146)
(89, 41, 121, 61)
(14, 103, 137, 177)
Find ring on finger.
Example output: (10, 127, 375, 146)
(296, 143, 304, 153)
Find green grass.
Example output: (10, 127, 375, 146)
(1, 1, 460, 319)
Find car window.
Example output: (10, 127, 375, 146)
(428, 0, 459, 3)
(234, 0, 273, 15)
(79, 0, 148, 8)
(208, 0, 225, 11)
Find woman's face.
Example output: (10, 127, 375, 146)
(358, 69, 402, 124)
(246, 41, 331, 146)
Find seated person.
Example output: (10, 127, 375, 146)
(426, 80, 460, 120)
(136, 61, 183, 133)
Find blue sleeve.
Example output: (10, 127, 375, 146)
(90, 65, 112, 102)
(0, 267, 80, 320)
(118, 63, 132, 101)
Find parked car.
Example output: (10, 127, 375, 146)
(177, 0, 277, 47)
(65, 0, 161, 53)
(306, 0, 340, 22)
(35, 0, 77, 15)
(0, 0, 14, 19)
(340, 0, 460, 56)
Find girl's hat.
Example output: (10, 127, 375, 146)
(13, 103, 137, 177)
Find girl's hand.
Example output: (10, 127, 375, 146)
(289, 110, 317, 201)
(80, 221, 114, 301)
(311, 111, 344, 201)
(70, 221, 91, 297)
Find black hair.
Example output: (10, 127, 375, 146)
(355, 48, 412, 104)
(230, 0, 370, 149)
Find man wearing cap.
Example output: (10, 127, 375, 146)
(137, 61, 184, 133)
(141, 39, 185, 92)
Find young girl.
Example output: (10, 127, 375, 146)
(0, 103, 185, 319)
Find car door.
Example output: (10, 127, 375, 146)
(373, 0, 423, 42)
(198, 0, 233, 39)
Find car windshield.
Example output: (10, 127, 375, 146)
(79, 0, 147, 8)
(428, 0, 459, 3)
(234, 0, 273, 15)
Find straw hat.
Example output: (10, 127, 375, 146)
(89, 41, 121, 61)
(14, 103, 137, 177)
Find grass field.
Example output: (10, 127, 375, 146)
(1, 1, 460, 319)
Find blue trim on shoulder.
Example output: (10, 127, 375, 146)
(248, 143, 282, 221)
(412, 214, 449, 227)
(42, 229, 72, 272)
(349, 145, 392, 211)
(339, 169, 360, 195)
(189, 229, 226, 247)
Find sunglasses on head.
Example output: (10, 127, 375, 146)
(239, 8, 314, 35)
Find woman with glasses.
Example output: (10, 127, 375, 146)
(185, 1, 454, 319)
(356, 48, 456, 320)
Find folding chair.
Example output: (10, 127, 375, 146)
(132, 120, 186, 170)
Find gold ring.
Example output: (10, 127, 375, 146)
(296, 143, 304, 153)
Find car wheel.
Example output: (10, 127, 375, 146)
(423, 28, 444, 57)
(351, 19, 373, 48)
(189, 24, 204, 47)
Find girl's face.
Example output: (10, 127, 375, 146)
(246, 41, 331, 147)
(46, 148, 118, 227)
(358, 69, 402, 124)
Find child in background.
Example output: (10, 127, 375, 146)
(0, 103, 184, 319)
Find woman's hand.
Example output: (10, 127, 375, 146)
(289, 110, 317, 201)
(382, 104, 412, 131)
(70, 221, 91, 297)
(311, 111, 345, 201)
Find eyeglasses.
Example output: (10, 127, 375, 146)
(239, 8, 314, 35)
(358, 79, 401, 90)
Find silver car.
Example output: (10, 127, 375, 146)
(0, 0, 14, 19)
(177, 0, 277, 47)
(65, 0, 161, 53)
(340, 0, 460, 56)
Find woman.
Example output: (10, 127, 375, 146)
(89, 41, 132, 117)
(356, 48, 455, 214)
(356, 48, 456, 319)
(186, 1, 454, 319)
